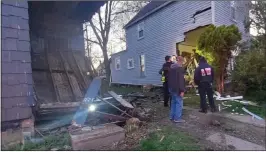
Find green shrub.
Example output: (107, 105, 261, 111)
(232, 49, 266, 105)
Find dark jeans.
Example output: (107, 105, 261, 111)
(198, 82, 216, 111)
(163, 82, 171, 106)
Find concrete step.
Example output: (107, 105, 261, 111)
(206, 132, 265, 150)
(69, 124, 125, 150)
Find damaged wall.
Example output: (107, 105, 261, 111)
(111, 1, 212, 86)
(28, 2, 90, 107)
(1, 0, 34, 123)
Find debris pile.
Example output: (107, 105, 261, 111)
(213, 91, 264, 121)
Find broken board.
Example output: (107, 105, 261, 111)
(108, 91, 134, 109)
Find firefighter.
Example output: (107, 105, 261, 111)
(159, 55, 173, 107)
(194, 56, 216, 113)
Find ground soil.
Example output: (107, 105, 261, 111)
(108, 96, 266, 150)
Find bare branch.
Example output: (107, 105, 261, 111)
(89, 20, 103, 48)
(98, 10, 105, 37)
(85, 38, 100, 45)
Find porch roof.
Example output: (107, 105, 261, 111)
(29, 1, 105, 23)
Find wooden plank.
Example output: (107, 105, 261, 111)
(58, 50, 77, 102)
(108, 91, 134, 109)
(40, 102, 81, 109)
(71, 52, 88, 89)
(52, 73, 73, 102)
(44, 39, 61, 103)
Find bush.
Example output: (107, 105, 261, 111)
(232, 49, 266, 105)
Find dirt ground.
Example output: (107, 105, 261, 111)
(108, 95, 265, 150)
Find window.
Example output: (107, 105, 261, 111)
(115, 57, 121, 70)
(138, 22, 144, 39)
(140, 54, 145, 77)
(127, 58, 134, 69)
(230, 1, 236, 21)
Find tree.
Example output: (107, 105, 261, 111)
(245, 1, 266, 58)
(86, 1, 148, 82)
(197, 24, 242, 93)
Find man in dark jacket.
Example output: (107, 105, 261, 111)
(168, 56, 185, 123)
(159, 55, 173, 107)
(194, 56, 216, 113)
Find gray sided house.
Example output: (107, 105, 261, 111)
(110, 1, 250, 86)
(1, 0, 104, 130)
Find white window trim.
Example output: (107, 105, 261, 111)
(230, 1, 237, 22)
(127, 58, 135, 69)
(140, 54, 146, 77)
(137, 21, 144, 40)
(115, 57, 121, 70)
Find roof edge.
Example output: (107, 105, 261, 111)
(124, 1, 175, 29)
(111, 50, 127, 56)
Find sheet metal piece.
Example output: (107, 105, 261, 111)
(72, 77, 102, 125)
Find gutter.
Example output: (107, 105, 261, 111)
(124, 1, 175, 29)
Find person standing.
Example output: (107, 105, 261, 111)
(168, 56, 185, 123)
(194, 56, 216, 113)
(159, 56, 173, 107)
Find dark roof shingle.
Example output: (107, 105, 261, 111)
(125, 1, 169, 28)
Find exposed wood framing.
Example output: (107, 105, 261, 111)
(58, 47, 77, 102)
(44, 39, 61, 103)
(71, 51, 88, 89)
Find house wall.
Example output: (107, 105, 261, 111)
(214, 1, 250, 42)
(1, 0, 34, 123)
(111, 1, 212, 85)
(112, 1, 250, 86)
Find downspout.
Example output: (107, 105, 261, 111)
(211, 1, 215, 25)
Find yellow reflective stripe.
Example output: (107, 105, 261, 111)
(161, 76, 165, 82)
(161, 71, 165, 82)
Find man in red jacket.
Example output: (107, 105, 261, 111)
(168, 56, 185, 123)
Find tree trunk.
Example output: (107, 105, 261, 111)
(217, 59, 226, 94)
(102, 47, 111, 84)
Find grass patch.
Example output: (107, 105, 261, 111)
(7, 133, 71, 151)
(223, 101, 266, 118)
(183, 94, 200, 108)
(138, 127, 201, 151)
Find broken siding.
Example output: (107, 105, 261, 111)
(214, 1, 250, 41)
(1, 0, 33, 122)
(112, 1, 212, 85)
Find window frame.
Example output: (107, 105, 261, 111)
(115, 57, 121, 70)
(127, 58, 135, 69)
(137, 22, 144, 39)
(140, 54, 146, 77)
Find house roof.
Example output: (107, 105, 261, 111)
(111, 50, 127, 56)
(124, 1, 174, 28)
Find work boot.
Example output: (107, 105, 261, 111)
(211, 108, 217, 113)
(199, 109, 207, 113)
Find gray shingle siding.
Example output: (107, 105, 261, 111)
(1, 0, 33, 122)
(110, 1, 249, 86)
